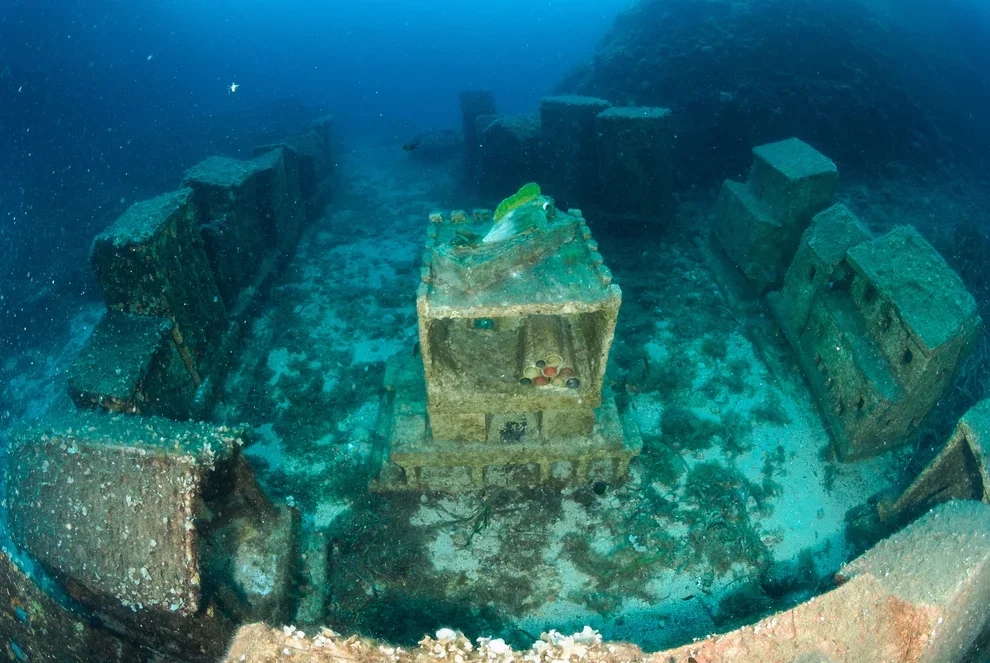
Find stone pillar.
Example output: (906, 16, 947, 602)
(459, 89, 496, 182)
(595, 106, 675, 229)
(90, 188, 228, 376)
(540, 95, 612, 208)
(713, 137, 838, 292)
(478, 113, 542, 197)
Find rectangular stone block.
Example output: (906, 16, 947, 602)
(309, 114, 334, 166)
(749, 137, 838, 227)
(713, 179, 785, 291)
(776, 203, 871, 332)
(6, 412, 297, 663)
(540, 95, 612, 207)
(251, 147, 307, 259)
(67, 311, 198, 419)
(429, 409, 486, 441)
(595, 106, 675, 224)
(479, 113, 542, 196)
(884, 399, 990, 525)
(460, 89, 496, 177)
(847, 225, 979, 357)
(541, 408, 595, 439)
(183, 155, 275, 304)
(286, 129, 330, 193)
(91, 188, 227, 376)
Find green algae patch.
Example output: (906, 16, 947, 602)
(493, 182, 542, 221)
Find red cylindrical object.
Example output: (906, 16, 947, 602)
(533, 375, 549, 386)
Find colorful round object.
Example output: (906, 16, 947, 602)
(533, 375, 549, 386)
(566, 378, 581, 389)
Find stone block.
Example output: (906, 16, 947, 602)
(541, 408, 595, 439)
(0, 550, 151, 663)
(540, 95, 613, 207)
(776, 204, 871, 332)
(183, 155, 275, 304)
(883, 398, 990, 525)
(478, 113, 542, 196)
(251, 147, 307, 259)
(309, 114, 334, 166)
(5, 412, 298, 662)
(460, 89, 496, 177)
(67, 310, 198, 419)
(91, 188, 227, 376)
(713, 179, 785, 291)
(595, 106, 675, 224)
(770, 223, 979, 460)
(428, 409, 486, 442)
(749, 137, 838, 227)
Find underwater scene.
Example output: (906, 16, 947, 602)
(2, 1, 990, 661)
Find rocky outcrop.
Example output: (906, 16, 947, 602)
(556, 0, 990, 186)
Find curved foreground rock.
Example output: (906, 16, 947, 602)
(221, 500, 990, 663)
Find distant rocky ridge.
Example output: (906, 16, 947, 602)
(556, 0, 990, 187)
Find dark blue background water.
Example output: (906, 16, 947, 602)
(0, 0, 631, 347)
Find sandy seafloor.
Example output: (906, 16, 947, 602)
(0, 142, 986, 652)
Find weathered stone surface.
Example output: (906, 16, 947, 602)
(0, 549, 151, 663)
(847, 225, 978, 355)
(883, 398, 990, 525)
(750, 137, 838, 226)
(460, 89, 496, 179)
(714, 138, 837, 291)
(251, 147, 307, 260)
(91, 188, 227, 376)
(309, 114, 334, 166)
(68, 310, 198, 419)
(713, 179, 783, 291)
(478, 114, 542, 196)
(595, 106, 674, 226)
(540, 95, 612, 207)
(183, 156, 275, 304)
(5, 412, 297, 662)
(776, 204, 871, 333)
(375, 205, 639, 491)
(770, 224, 980, 460)
(220, 502, 990, 662)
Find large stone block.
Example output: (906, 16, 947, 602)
(713, 179, 784, 291)
(882, 398, 990, 526)
(459, 89, 496, 178)
(6, 412, 298, 662)
(776, 204, 871, 332)
(749, 137, 838, 227)
(91, 188, 227, 376)
(712, 138, 838, 291)
(770, 224, 980, 460)
(540, 95, 612, 207)
(478, 113, 542, 196)
(67, 310, 198, 419)
(595, 106, 675, 226)
(251, 147, 307, 260)
(183, 156, 275, 304)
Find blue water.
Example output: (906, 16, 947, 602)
(0, 0, 631, 344)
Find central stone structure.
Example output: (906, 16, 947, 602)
(376, 186, 641, 491)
